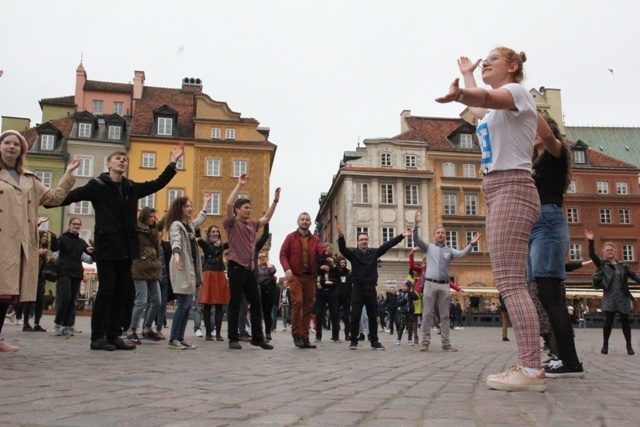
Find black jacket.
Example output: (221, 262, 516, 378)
(55, 231, 89, 279)
(57, 163, 177, 261)
(337, 234, 404, 286)
(589, 239, 640, 297)
(198, 240, 228, 271)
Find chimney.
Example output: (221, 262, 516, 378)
(181, 77, 203, 94)
(400, 109, 411, 134)
(133, 71, 145, 100)
(74, 62, 86, 111)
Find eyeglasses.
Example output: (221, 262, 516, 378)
(604, 248, 616, 252)
(480, 54, 504, 68)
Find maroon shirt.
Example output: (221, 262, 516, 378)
(223, 217, 261, 270)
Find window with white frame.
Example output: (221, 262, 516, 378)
(446, 231, 458, 249)
(405, 234, 415, 248)
(463, 163, 476, 178)
(35, 171, 52, 187)
(567, 180, 576, 194)
(157, 117, 173, 135)
(567, 208, 579, 223)
(233, 160, 247, 177)
(622, 245, 635, 261)
(444, 194, 457, 215)
(405, 185, 418, 205)
(142, 152, 156, 168)
(78, 123, 92, 138)
(211, 127, 221, 139)
(597, 181, 609, 194)
(356, 226, 369, 242)
(617, 182, 629, 195)
(619, 208, 631, 224)
(74, 157, 92, 177)
(205, 192, 221, 215)
(225, 128, 236, 140)
(206, 159, 220, 176)
(466, 231, 480, 252)
(139, 194, 155, 209)
(465, 194, 478, 216)
(113, 102, 124, 116)
(600, 208, 612, 224)
(405, 155, 417, 168)
(381, 227, 396, 244)
(460, 134, 473, 149)
(569, 244, 582, 261)
(573, 151, 585, 164)
(175, 156, 184, 170)
(356, 183, 369, 204)
(40, 134, 54, 151)
(71, 201, 91, 215)
(167, 189, 184, 208)
(442, 162, 456, 177)
(108, 125, 121, 140)
(92, 100, 103, 115)
(380, 184, 395, 204)
(380, 152, 391, 167)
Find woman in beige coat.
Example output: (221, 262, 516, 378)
(164, 193, 210, 349)
(0, 130, 80, 352)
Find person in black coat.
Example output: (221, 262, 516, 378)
(51, 217, 92, 337)
(56, 144, 184, 351)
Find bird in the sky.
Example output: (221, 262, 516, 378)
(608, 68, 614, 75)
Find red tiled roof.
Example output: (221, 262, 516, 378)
(130, 86, 195, 138)
(341, 166, 433, 175)
(582, 148, 637, 169)
(21, 116, 75, 146)
(393, 116, 468, 150)
(84, 80, 133, 93)
(39, 95, 75, 106)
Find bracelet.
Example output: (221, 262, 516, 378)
(273, 199, 279, 203)
(455, 88, 465, 102)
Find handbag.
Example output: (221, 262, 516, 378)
(43, 260, 60, 282)
(592, 268, 603, 289)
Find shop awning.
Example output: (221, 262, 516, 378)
(457, 287, 499, 296)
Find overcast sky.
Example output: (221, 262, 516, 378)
(2, 1, 639, 274)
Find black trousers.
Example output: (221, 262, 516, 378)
(350, 285, 379, 342)
(92, 259, 134, 341)
(314, 286, 340, 340)
(227, 261, 265, 343)
(338, 295, 351, 339)
(54, 276, 81, 327)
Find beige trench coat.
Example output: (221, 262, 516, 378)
(0, 168, 75, 301)
(169, 211, 206, 295)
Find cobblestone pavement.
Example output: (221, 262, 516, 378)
(1, 315, 639, 426)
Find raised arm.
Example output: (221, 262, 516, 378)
(536, 113, 563, 158)
(436, 78, 516, 111)
(584, 229, 602, 268)
(258, 187, 281, 227)
(225, 174, 246, 222)
(336, 224, 353, 261)
(457, 56, 486, 119)
(413, 211, 429, 253)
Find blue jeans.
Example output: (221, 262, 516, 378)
(527, 204, 570, 282)
(170, 293, 194, 341)
(192, 287, 203, 332)
(130, 279, 161, 330)
(271, 304, 278, 331)
(155, 279, 169, 333)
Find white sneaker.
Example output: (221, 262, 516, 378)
(195, 329, 203, 337)
(408, 340, 414, 346)
(486, 365, 547, 392)
(52, 324, 62, 336)
(7, 311, 16, 323)
(281, 327, 287, 331)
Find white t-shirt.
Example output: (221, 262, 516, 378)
(476, 83, 536, 174)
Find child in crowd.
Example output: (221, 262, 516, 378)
(395, 280, 419, 345)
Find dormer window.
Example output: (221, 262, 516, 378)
(405, 155, 417, 168)
(158, 117, 173, 135)
(108, 126, 121, 140)
(41, 134, 55, 151)
(78, 123, 92, 138)
(211, 127, 221, 139)
(153, 105, 178, 137)
(574, 150, 585, 164)
(460, 134, 473, 149)
(381, 152, 392, 167)
(225, 128, 236, 140)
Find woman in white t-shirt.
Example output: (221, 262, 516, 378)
(437, 47, 544, 392)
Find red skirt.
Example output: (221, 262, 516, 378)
(198, 271, 230, 305)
